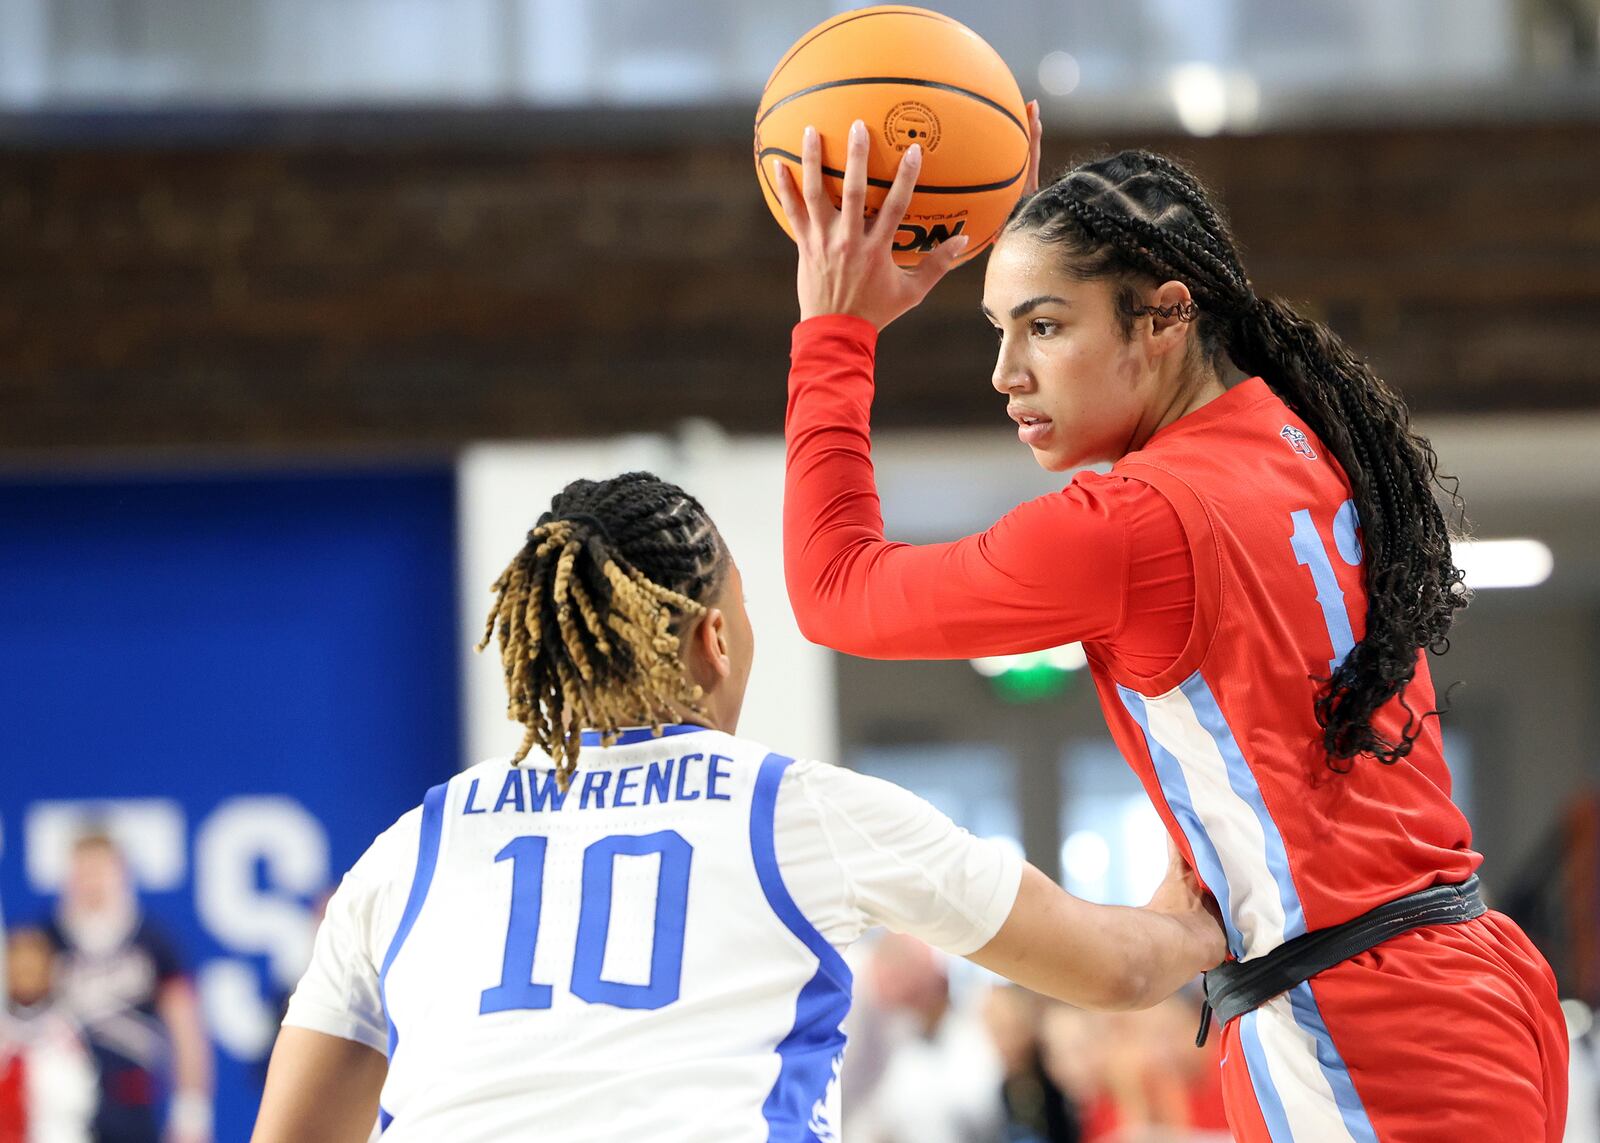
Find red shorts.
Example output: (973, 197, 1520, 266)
(1218, 911, 1568, 1142)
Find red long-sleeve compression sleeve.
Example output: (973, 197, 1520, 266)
(783, 315, 1194, 672)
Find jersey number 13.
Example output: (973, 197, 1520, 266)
(1289, 498, 1363, 673)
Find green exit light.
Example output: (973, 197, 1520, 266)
(971, 644, 1088, 704)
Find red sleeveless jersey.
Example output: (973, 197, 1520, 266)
(783, 316, 1478, 964)
(1091, 376, 1476, 961)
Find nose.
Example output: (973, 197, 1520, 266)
(991, 335, 1031, 395)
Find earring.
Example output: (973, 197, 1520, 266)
(1130, 300, 1198, 322)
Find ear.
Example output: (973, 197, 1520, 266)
(1141, 280, 1198, 360)
(691, 606, 732, 684)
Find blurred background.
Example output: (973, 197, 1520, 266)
(1, 1, 1598, 1140)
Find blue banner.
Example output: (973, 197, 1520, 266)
(1, 470, 460, 1141)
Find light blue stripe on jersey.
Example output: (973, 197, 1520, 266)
(376, 779, 448, 1132)
(1180, 674, 1307, 943)
(1240, 1009, 1295, 1141)
(1286, 983, 1378, 1142)
(1117, 684, 1245, 957)
(581, 724, 706, 747)
(751, 753, 852, 1142)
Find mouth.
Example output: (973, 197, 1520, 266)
(1008, 405, 1053, 447)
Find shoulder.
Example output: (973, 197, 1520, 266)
(774, 758, 961, 851)
(1068, 465, 1182, 515)
(1006, 469, 1182, 541)
(775, 760, 1024, 956)
(357, 797, 433, 882)
(780, 756, 919, 809)
(683, 728, 781, 763)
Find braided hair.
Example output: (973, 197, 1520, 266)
(478, 472, 727, 784)
(1007, 150, 1467, 768)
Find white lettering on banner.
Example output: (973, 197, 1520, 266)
(198, 958, 282, 1061)
(24, 799, 188, 892)
(195, 797, 328, 990)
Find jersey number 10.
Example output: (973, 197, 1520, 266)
(480, 829, 693, 1014)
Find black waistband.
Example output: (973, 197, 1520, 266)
(1195, 875, 1486, 1047)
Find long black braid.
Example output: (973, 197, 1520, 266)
(478, 471, 727, 782)
(1008, 151, 1467, 768)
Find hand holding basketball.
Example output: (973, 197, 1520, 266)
(771, 120, 970, 330)
(1023, 99, 1044, 199)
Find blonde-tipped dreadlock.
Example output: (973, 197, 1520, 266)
(476, 473, 727, 787)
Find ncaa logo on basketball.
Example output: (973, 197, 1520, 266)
(884, 101, 942, 152)
(1280, 425, 1318, 459)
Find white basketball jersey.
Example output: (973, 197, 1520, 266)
(283, 725, 1020, 1142)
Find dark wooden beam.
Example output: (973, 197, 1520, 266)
(2, 112, 1596, 454)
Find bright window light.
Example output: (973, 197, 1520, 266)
(1453, 538, 1554, 590)
(1061, 829, 1112, 886)
(970, 642, 1088, 678)
(1037, 50, 1081, 97)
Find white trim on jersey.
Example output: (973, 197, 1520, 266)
(1119, 676, 1379, 1141)
(1117, 673, 1307, 961)
(1238, 983, 1380, 1142)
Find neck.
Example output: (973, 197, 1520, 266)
(606, 702, 725, 735)
(1131, 365, 1226, 452)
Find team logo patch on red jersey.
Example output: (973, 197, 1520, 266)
(1280, 425, 1317, 459)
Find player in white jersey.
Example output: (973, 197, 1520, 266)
(252, 472, 1223, 1143)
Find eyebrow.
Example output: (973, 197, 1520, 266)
(980, 295, 1072, 321)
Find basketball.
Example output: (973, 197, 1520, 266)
(754, 5, 1029, 266)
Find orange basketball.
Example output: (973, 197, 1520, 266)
(754, 5, 1029, 267)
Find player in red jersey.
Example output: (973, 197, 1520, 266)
(768, 121, 1569, 1142)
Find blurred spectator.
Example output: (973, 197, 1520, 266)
(983, 985, 1079, 1142)
(43, 833, 211, 1143)
(1039, 1005, 1117, 1138)
(849, 933, 1002, 1143)
(0, 926, 97, 1143)
(1570, 1000, 1599, 1143)
(1040, 992, 1228, 1142)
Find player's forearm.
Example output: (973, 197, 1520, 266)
(1111, 907, 1219, 1009)
(1040, 904, 1208, 1010)
(784, 314, 894, 653)
(972, 864, 1214, 1011)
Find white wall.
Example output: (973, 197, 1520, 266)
(457, 427, 836, 769)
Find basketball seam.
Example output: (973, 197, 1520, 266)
(755, 146, 1026, 195)
(755, 76, 1027, 139)
(761, 8, 963, 98)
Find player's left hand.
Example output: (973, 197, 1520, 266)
(770, 119, 969, 330)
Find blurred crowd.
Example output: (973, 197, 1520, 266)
(843, 933, 1230, 1143)
(1, 833, 211, 1143)
(5, 839, 1598, 1141)
(843, 932, 1600, 1143)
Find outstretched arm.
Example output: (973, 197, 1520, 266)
(790, 761, 1223, 1010)
(969, 844, 1225, 1011)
